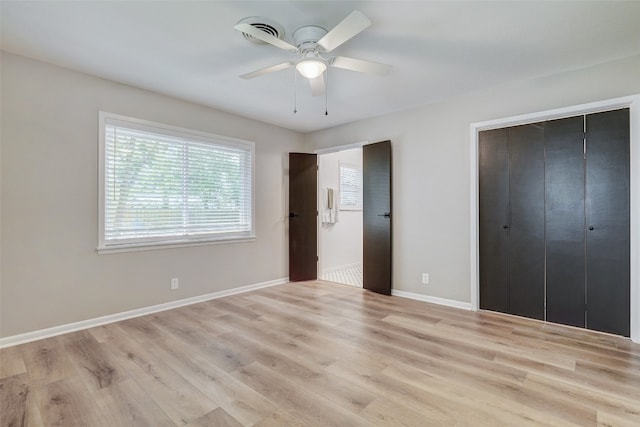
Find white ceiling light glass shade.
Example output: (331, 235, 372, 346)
(296, 59, 326, 79)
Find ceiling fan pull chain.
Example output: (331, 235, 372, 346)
(325, 68, 328, 116)
(293, 67, 298, 114)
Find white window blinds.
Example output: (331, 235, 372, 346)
(339, 163, 363, 211)
(99, 113, 254, 250)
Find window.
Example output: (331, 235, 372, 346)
(98, 112, 254, 253)
(339, 162, 363, 211)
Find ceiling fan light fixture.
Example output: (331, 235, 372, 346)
(296, 59, 326, 79)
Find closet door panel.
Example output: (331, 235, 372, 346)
(508, 124, 545, 320)
(545, 116, 586, 328)
(479, 129, 510, 313)
(585, 109, 630, 337)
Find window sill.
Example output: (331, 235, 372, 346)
(97, 235, 256, 254)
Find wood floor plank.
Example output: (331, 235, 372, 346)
(427, 316, 578, 370)
(524, 373, 640, 423)
(0, 346, 27, 379)
(21, 337, 75, 384)
(325, 359, 518, 426)
(360, 397, 440, 426)
(1, 280, 639, 426)
(252, 411, 306, 427)
(186, 407, 243, 427)
(94, 378, 175, 426)
(0, 373, 32, 426)
(495, 351, 640, 401)
(597, 410, 640, 427)
(116, 318, 280, 425)
(147, 312, 254, 373)
(58, 330, 123, 391)
(384, 361, 595, 426)
(232, 361, 370, 427)
(87, 325, 115, 344)
(212, 324, 379, 415)
(242, 293, 345, 328)
(255, 309, 396, 373)
(509, 327, 640, 367)
(216, 312, 337, 369)
(104, 323, 220, 425)
(36, 376, 108, 426)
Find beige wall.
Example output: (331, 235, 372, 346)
(306, 54, 640, 303)
(0, 53, 305, 337)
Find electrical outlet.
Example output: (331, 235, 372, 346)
(170, 278, 179, 290)
(422, 273, 430, 284)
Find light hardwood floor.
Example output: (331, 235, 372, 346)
(1, 281, 640, 426)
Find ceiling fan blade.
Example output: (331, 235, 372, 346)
(317, 10, 371, 53)
(234, 23, 297, 51)
(331, 56, 391, 75)
(240, 62, 293, 79)
(308, 74, 326, 97)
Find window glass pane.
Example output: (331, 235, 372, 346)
(339, 163, 362, 210)
(101, 114, 254, 248)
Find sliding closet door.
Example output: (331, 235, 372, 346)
(508, 125, 545, 320)
(545, 116, 586, 328)
(479, 129, 510, 313)
(585, 109, 630, 336)
(480, 109, 630, 336)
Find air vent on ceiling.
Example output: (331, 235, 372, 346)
(237, 17, 285, 45)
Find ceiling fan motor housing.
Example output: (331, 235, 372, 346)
(293, 25, 328, 53)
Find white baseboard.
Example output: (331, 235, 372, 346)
(0, 277, 288, 349)
(391, 289, 473, 311)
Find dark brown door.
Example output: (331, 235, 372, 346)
(585, 108, 630, 337)
(288, 153, 317, 281)
(478, 125, 545, 319)
(479, 128, 511, 313)
(363, 141, 392, 295)
(545, 116, 586, 328)
(479, 110, 630, 337)
(508, 124, 545, 320)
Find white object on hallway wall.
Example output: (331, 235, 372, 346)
(322, 187, 338, 224)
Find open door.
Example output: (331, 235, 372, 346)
(289, 153, 318, 281)
(363, 141, 392, 295)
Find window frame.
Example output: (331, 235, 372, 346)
(98, 111, 255, 254)
(339, 161, 363, 211)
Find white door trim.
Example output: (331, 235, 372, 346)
(469, 94, 640, 343)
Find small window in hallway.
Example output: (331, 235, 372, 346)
(339, 162, 362, 211)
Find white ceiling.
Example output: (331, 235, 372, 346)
(2, 1, 640, 133)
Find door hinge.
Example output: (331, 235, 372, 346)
(317, 165, 319, 171)
(317, 256, 319, 262)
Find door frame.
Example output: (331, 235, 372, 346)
(314, 141, 369, 278)
(470, 94, 640, 343)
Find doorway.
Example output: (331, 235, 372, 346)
(289, 140, 392, 295)
(317, 147, 363, 287)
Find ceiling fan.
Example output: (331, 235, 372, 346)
(234, 11, 391, 97)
